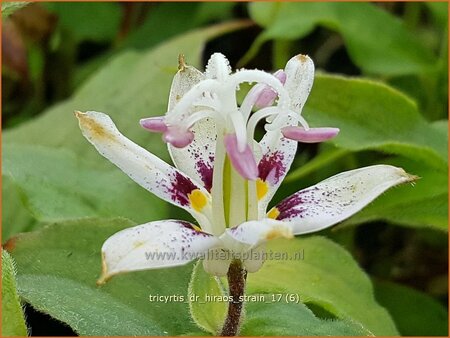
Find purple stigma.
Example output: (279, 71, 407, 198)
(282, 127, 340, 143)
(224, 133, 258, 181)
(163, 126, 195, 148)
(254, 70, 287, 109)
(140, 116, 168, 133)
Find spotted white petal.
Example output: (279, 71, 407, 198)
(283, 54, 315, 112)
(256, 55, 315, 217)
(167, 63, 217, 191)
(256, 120, 298, 218)
(220, 219, 293, 254)
(76, 111, 213, 229)
(98, 220, 220, 284)
(269, 165, 417, 235)
(167, 61, 205, 112)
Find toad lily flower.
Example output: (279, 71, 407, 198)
(76, 53, 415, 284)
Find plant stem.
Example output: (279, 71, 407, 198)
(221, 260, 247, 336)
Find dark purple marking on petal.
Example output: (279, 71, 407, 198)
(169, 172, 198, 206)
(276, 187, 320, 220)
(196, 159, 214, 192)
(258, 151, 286, 185)
(176, 221, 212, 237)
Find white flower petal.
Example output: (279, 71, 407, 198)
(242, 244, 266, 273)
(167, 63, 217, 191)
(284, 54, 315, 112)
(270, 165, 417, 235)
(169, 118, 216, 192)
(98, 220, 220, 284)
(220, 219, 293, 254)
(167, 61, 205, 112)
(202, 248, 231, 277)
(76, 111, 213, 227)
(256, 55, 315, 218)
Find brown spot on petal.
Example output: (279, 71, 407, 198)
(96, 251, 111, 286)
(75, 111, 116, 142)
(178, 54, 186, 71)
(297, 54, 308, 62)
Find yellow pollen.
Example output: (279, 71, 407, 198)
(267, 207, 280, 220)
(188, 189, 207, 212)
(256, 178, 269, 200)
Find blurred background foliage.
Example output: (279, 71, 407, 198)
(2, 2, 448, 336)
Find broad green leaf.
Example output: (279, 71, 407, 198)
(246, 2, 435, 76)
(341, 157, 448, 231)
(374, 280, 448, 336)
(241, 294, 368, 336)
(305, 74, 447, 169)
(247, 237, 398, 335)
(2, 250, 28, 336)
(2, 176, 37, 241)
(188, 261, 227, 334)
(44, 2, 121, 42)
(2, 144, 166, 224)
(6, 217, 198, 335)
(3, 21, 249, 165)
(1, 2, 28, 18)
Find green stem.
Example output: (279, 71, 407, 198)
(220, 260, 247, 336)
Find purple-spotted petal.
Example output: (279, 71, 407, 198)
(256, 55, 315, 217)
(166, 62, 217, 191)
(270, 165, 417, 235)
(76, 111, 212, 225)
(256, 116, 298, 218)
(284, 54, 315, 112)
(224, 133, 258, 180)
(140, 116, 168, 133)
(98, 220, 220, 284)
(282, 126, 339, 143)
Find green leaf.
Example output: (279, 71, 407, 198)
(2, 144, 167, 224)
(44, 2, 121, 42)
(6, 217, 198, 335)
(241, 294, 369, 336)
(2, 175, 37, 241)
(374, 280, 448, 336)
(247, 237, 398, 335)
(188, 261, 227, 334)
(305, 74, 447, 169)
(341, 157, 448, 231)
(1, 2, 28, 18)
(2, 250, 28, 336)
(246, 2, 435, 76)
